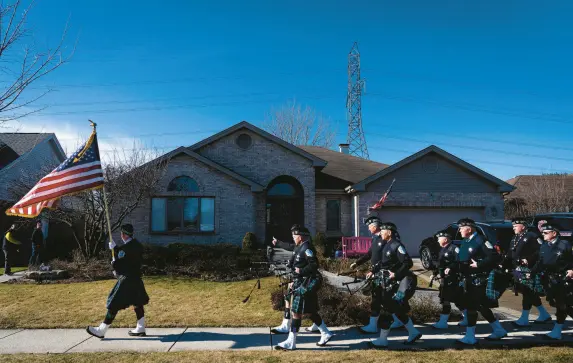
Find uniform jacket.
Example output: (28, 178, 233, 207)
(288, 240, 319, 279)
(458, 232, 499, 275)
(438, 242, 459, 278)
(377, 237, 413, 281)
(112, 238, 144, 278)
(508, 231, 540, 268)
(532, 238, 573, 275)
(355, 234, 384, 270)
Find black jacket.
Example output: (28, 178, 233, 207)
(437, 243, 459, 278)
(532, 238, 573, 275)
(112, 238, 144, 278)
(355, 234, 384, 269)
(377, 238, 413, 281)
(31, 229, 44, 248)
(508, 231, 539, 268)
(288, 240, 319, 279)
(457, 233, 499, 275)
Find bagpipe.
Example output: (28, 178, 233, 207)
(241, 246, 292, 304)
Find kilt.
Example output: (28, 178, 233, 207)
(542, 273, 566, 308)
(287, 276, 321, 314)
(514, 266, 545, 296)
(106, 275, 150, 311)
(460, 272, 499, 309)
(438, 274, 462, 304)
(376, 272, 417, 313)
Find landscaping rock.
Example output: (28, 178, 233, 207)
(25, 270, 70, 281)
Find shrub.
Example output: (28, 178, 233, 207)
(313, 232, 327, 265)
(242, 232, 257, 251)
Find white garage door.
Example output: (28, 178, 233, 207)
(379, 207, 486, 257)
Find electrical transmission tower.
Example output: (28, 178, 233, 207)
(346, 42, 369, 159)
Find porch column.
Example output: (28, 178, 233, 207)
(353, 194, 360, 237)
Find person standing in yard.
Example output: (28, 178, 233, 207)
(456, 218, 507, 345)
(530, 223, 573, 340)
(3, 224, 21, 276)
(274, 225, 333, 350)
(429, 230, 466, 329)
(29, 220, 44, 269)
(507, 217, 552, 327)
(86, 224, 149, 339)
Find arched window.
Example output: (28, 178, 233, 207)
(267, 182, 298, 196)
(168, 176, 199, 192)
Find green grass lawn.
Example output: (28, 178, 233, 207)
(1, 348, 573, 363)
(0, 267, 27, 275)
(0, 276, 279, 329)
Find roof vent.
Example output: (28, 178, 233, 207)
(339, 143, 349, 154)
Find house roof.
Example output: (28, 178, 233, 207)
(0, 133, 53, 155)
(348, 145, 516, 193)
(152, 147, 264, 192)
(506, 174, 573, 199)
(188, 121, 327, 167)
(297, 145, 388, 184)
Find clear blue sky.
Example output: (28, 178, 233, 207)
(19, 0, 573, 181)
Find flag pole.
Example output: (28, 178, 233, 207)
(90, 120, 115, 261)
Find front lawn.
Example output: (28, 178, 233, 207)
(0, 276, 278, 329)
(1, 347, 573, 363)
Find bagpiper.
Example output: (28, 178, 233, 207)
(86, 224, 150, 338)
(456, 218, 507, 345)
(531, 223, 573, 340)
(274, 225, 333, 350)
(507, 217, 552, 327)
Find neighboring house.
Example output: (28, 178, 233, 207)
(505, 174, 573, 216)
(123, 121, 515, 256)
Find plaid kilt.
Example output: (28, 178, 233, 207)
(106, 275, 150, 311)
(460, 272, 498, 309)
(287, 276, 321, 314)
(514, 266, 545, 296)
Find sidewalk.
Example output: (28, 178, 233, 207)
(1, 321, 571, 354)
(0, 270, 27, 284)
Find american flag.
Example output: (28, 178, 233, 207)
(6, 129, 105, 218)
(368, 178, 396, 211)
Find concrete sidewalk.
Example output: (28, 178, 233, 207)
(1, 321, 572, 354)
(0, 270, 27, 284)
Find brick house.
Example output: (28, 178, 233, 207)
(123, 121, 515, 256)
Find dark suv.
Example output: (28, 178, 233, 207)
(530, 213, 573, 242)
(418, 220, 514, 270)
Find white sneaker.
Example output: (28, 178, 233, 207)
(275, 331, 297, 350)
(360, 316, 379, 334)
(271, 318, 290, 334)
(546, 323, 563, 340)
(128, 317, 146, 336)
(513, 310, 530, 327)
(305, 323, 319, 332)
(432, 314, 450, 329)
(457, 326, 477, 345)
(369, 329, 389, 348)
(86, 323, 109, 339)
(316, 322, 333, 346)
(486, 320, 507, 340)
(390, 314, 404, 329)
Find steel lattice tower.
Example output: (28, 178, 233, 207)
(346, 42, 369, 159)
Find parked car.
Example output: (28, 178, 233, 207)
(418, 220, 514, 270)
(530, 213, 573, 242)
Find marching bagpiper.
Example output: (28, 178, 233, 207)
(274, 225, 333, 350)
(86, 224, 150, 338)
(531, 223, 573, 340)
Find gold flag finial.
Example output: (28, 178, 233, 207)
(89, 120, 97, 129)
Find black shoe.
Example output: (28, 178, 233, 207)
(367, 341, 388, 349)
(404, 333, 422, 345)
(533, 317, 553, 324)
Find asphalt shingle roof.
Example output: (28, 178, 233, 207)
(0, 133, 52, 156)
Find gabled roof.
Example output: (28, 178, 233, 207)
(298, 145, 388, 184)
(0, 133, 54, 156)
(188, 121, 327, 167)
(348, 145, 516, 193)
(154, 147, 264, 192)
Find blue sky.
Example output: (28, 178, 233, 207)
(12, 0, 573, 180)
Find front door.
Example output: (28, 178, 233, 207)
(266, 199, 304, 244)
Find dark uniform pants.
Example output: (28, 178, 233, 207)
(544, 275, 573, 324)
(29, 244, 43, 267)
(3, 245, 16, 274)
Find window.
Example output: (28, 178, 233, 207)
(168, 176, 199, 192)
(326, 200, 341, 231)
(236, 133, 253, 150)
(268, 183, 297, 196)
(151, 197, 215, 233)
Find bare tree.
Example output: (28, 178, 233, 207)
(0, 0, 73, 123)
(505, 173, 573, 218)
(10, 146, 168, 258)
(263, 99, 337, 148)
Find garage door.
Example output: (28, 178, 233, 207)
(379, 207, 486, 257)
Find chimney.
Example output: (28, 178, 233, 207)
(339, 143, 350, 154)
